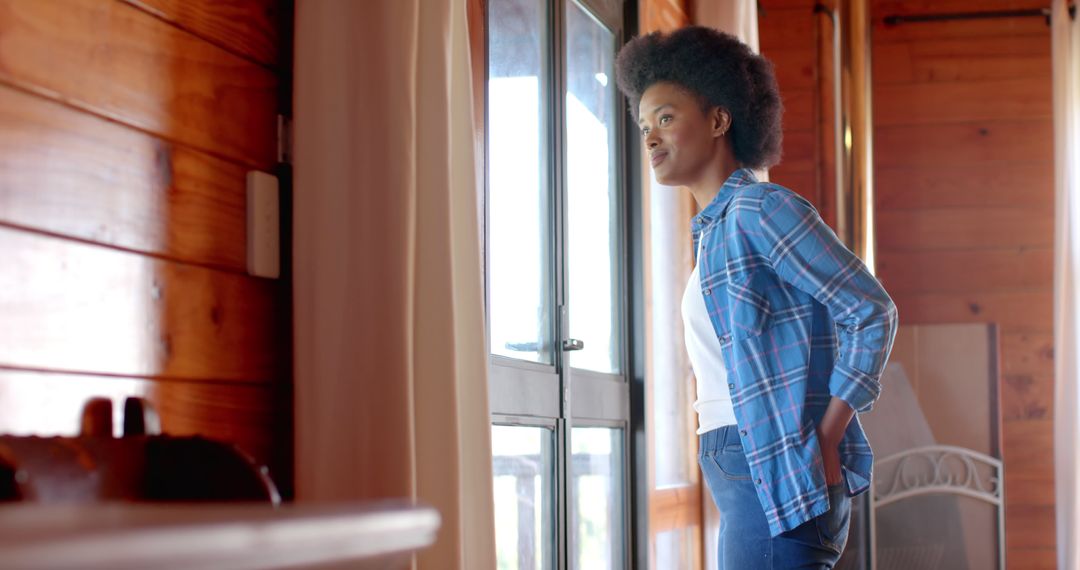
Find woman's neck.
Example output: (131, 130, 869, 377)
(687, 151, 743, 212)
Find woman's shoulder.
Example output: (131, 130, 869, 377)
(733, 180, 820, 219)
(729, 180, 811, 217)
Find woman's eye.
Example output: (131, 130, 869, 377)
(659, 115, 672, 124)
(640, 127, 650, 136)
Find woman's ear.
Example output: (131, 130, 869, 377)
(711, 107, 731, 138)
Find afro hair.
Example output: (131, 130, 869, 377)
(615, 26, 784, 170)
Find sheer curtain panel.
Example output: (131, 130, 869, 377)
(293, 2, 496, 568)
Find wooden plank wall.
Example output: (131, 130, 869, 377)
(0, 0, 292, 493)
(871, 1, 1055, 567)
(758, 0, 837, 228)
(760, 1, 1056, 567)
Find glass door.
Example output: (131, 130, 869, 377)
(564, 2, 627, 568)
(486, 1, 629, 568)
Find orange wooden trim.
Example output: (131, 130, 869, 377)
(649, 484, 702, 533)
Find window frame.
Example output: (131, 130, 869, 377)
(477, 0, 638, 569)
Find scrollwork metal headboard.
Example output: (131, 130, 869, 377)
(869, 445, 1005, 570)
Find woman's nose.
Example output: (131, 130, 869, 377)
(645, 131, 659, 148)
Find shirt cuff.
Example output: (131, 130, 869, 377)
(828, 361, 882, 413)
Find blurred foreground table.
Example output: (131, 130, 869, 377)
(0, 500, 439, 570)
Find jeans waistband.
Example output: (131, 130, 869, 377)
(699, 424, 740, 455)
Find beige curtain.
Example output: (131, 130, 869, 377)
(1053, 0, 1080, 567)
(292, 1, 495, 569)
(689, 0, 759, 52)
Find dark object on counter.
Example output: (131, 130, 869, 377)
(0, 397, 279, 505)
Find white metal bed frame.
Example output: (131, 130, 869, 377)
(868, 445, 1006, 570)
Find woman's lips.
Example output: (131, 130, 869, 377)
(650, 151, 668, 167)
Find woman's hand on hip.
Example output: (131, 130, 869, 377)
(817, 396, 855, 486)
(817, 427, 844, 486)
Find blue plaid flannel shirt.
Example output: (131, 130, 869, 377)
(692, 168, 899, 536)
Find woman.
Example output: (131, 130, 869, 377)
(615, 27, 898, 568)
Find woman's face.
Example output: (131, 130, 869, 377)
(637, 82, 725, 187)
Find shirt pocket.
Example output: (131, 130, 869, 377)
(726, 273, 772, 337)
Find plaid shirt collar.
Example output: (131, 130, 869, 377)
(690, 167, 760, 234)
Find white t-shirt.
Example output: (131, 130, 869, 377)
(682, 241, 738, 434)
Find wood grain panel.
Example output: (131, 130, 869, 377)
(779, 128, 815, 172)
(872, 0, 1051, 46)
(121, 0, 281, 67)
(1004, 420, 1054, 471)
(874, 79, 1052, 127)
(0, 226, 283, 381)
(1005, 505, 1057, 550)
(0, 0, 278, 168)
(1002, 331, 1054, 376)
(1005, 472, 1055, 507)
(873, 17, 1048, 44)
(874, 0, 1050, 16)
(874, 120, 1053, 167)
(767, 47, 816, 90)
(877, 208, 1052, 251)
(758, 8, 815, 51)
(0, 369, 277, 471)
(1019, 551, 1060, 570)
(766, 4, 1058, 560)
(888, 290, 1051, 331)
(759, 1, 832, 228)
(1001, 368, 1053, 421)
(873, 36, 1051, 84)
(782, 88, 814, 131)
(1001, 331, 1054, 422)
(0, 85, 248, 272)
(876, 248, 1052, 293)
(768, 169, 818, 207)
(759, 0, 814, 9)
(868, 0, 1056, 560)
(876, 162, 1054, 210)
(1006, 548, 1057, 570)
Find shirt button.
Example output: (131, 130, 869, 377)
(756, 478, 762, 485)
(740, 430, 747, 436)
(703, 288, 711, 296)
(719, 334, 731, 343)
(728, 383, 734, 389)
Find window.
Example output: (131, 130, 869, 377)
(484, 1, 631, 568)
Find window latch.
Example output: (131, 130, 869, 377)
(562, 338, 585, 351)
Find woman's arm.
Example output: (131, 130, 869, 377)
(755, 189, 899, 414)
(817, 397, 856, 484)
(754, 189, 899, 484)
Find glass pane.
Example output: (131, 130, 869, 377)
(488, 0, 553, 364)
(565, 2, 620, 374)
(571, 426, 625, 570)
(492, 425, 556, 570)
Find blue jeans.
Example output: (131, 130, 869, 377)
(698, 425, 851, 569)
